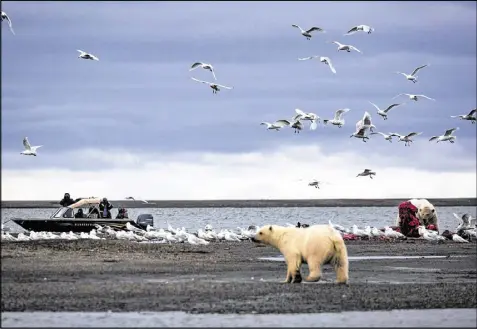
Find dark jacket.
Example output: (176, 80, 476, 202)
(116, 208, 129, 219)
(60, 197, 75, 207)
(88, 207, 100, 218)
(99, 201, 114, 218)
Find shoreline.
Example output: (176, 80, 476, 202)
(1, 239, 476, 314)
(1, 197, 476, 209)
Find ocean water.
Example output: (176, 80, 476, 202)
(2, 206, 475, 233)
(2, 309, 476, 327)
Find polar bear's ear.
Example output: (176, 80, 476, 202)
(269, 226, 273, 231)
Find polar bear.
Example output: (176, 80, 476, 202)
(253, 224, 349, 284)
(395, 198, 439, 229)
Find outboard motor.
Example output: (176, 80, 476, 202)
(136, 214, 154, 230)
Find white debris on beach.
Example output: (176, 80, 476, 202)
(1, 221, 474, 244)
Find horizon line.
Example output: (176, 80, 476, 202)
(2, 197, 476, 202)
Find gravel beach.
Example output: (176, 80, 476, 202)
(1, 239, 476, 314)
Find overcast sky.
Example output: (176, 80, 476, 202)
(1, 1, 476, 200)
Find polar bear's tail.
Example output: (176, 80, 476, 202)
(329, 229, 349, 284)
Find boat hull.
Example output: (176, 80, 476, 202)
(12, 218, 144, 233)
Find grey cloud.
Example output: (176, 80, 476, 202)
(5, 1, 475, 39)
(2, 134, 475, 174)
(1, 1, 475, 170)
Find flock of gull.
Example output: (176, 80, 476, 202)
(2, 11, 476, 189)
(2, 212, 475, 244)
(258, 23, 476, 188)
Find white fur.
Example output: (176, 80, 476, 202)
(254, 224, 349, 284)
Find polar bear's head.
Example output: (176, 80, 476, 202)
(253, 225, 279, 246)
(418, 205, 435, 222)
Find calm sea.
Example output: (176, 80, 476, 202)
(2, 206, 475, 233)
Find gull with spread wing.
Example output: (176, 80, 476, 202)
(125, 197, 156, 205)
(451, 109, 476, 124)
(395, 64, 429, 83)
(429, 127, 459, 144)
(77, 50, 99, 61)
(298, 56, 336, 74)
(350, 125, 370, 142)
(292, 109, 320, 130)
(368, 101, 403, 120)
(307, 179, 331, 189)
(392, 93, 435, 102)
(20, 137, 43, 156)
(323, 108, 350, 128)
(389, 132, 423, 147)
(191, 77, 233, 94)
(329, 41, 362, 53)
(1, 11, 15, 35)
(260, 120, 291, 131)
(344, 25, 374, 35)
(291, 24, 325, 40)
(290, 120, 303, 134)
(370, 132, 394, 143)
(453, 213, 474, 231)
(189, 62, 217, 80)
(355, 111, 376, 132)
(356, 169, 376, 179)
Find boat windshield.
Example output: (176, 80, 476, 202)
(51, 207, 74, 219)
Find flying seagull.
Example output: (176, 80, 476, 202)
(350, 125, 370, 142)
(344, 25, 374, 35)
(392, 93, 435, 102)
(298, 55, 336, 74)
(368, 101, 403, 120)
(77, 50, 99, 61)
(370, 132, 393, 143)
(21, 137, 43, 156)
(395, 64, 429, 83)
(125, 196, 156, 204)
(292, 109, 320, 130)
(260, 120, 291, 131)
(356, 111, 377, 132)
(329, 41, 362, 53)
(450, 109, 476, 124)
(429, 128, 459, 144)
(190, 77, 233, 94)
(189, 62, 217, 80)
(323, 108, 350, 128)
(389, 132, 423, 147)
(357, 169, 376, 179)
(291, 24, 325, 40)
(306, 179, 330, 189)
(1, 11, 15, 35)
(290, 120, 303, 134)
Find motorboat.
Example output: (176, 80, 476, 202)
(11, 197, 154, 233)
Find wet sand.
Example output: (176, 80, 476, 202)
(2, 197, 476, 208)
(1, 239, 476, 314)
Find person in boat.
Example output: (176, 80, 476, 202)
(99, 197, 114, 219)
(88, 206, 100, 219)
(74, 209, 84, 218)
(116, 207, 129, 219)
(60, 193, 75, 207)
